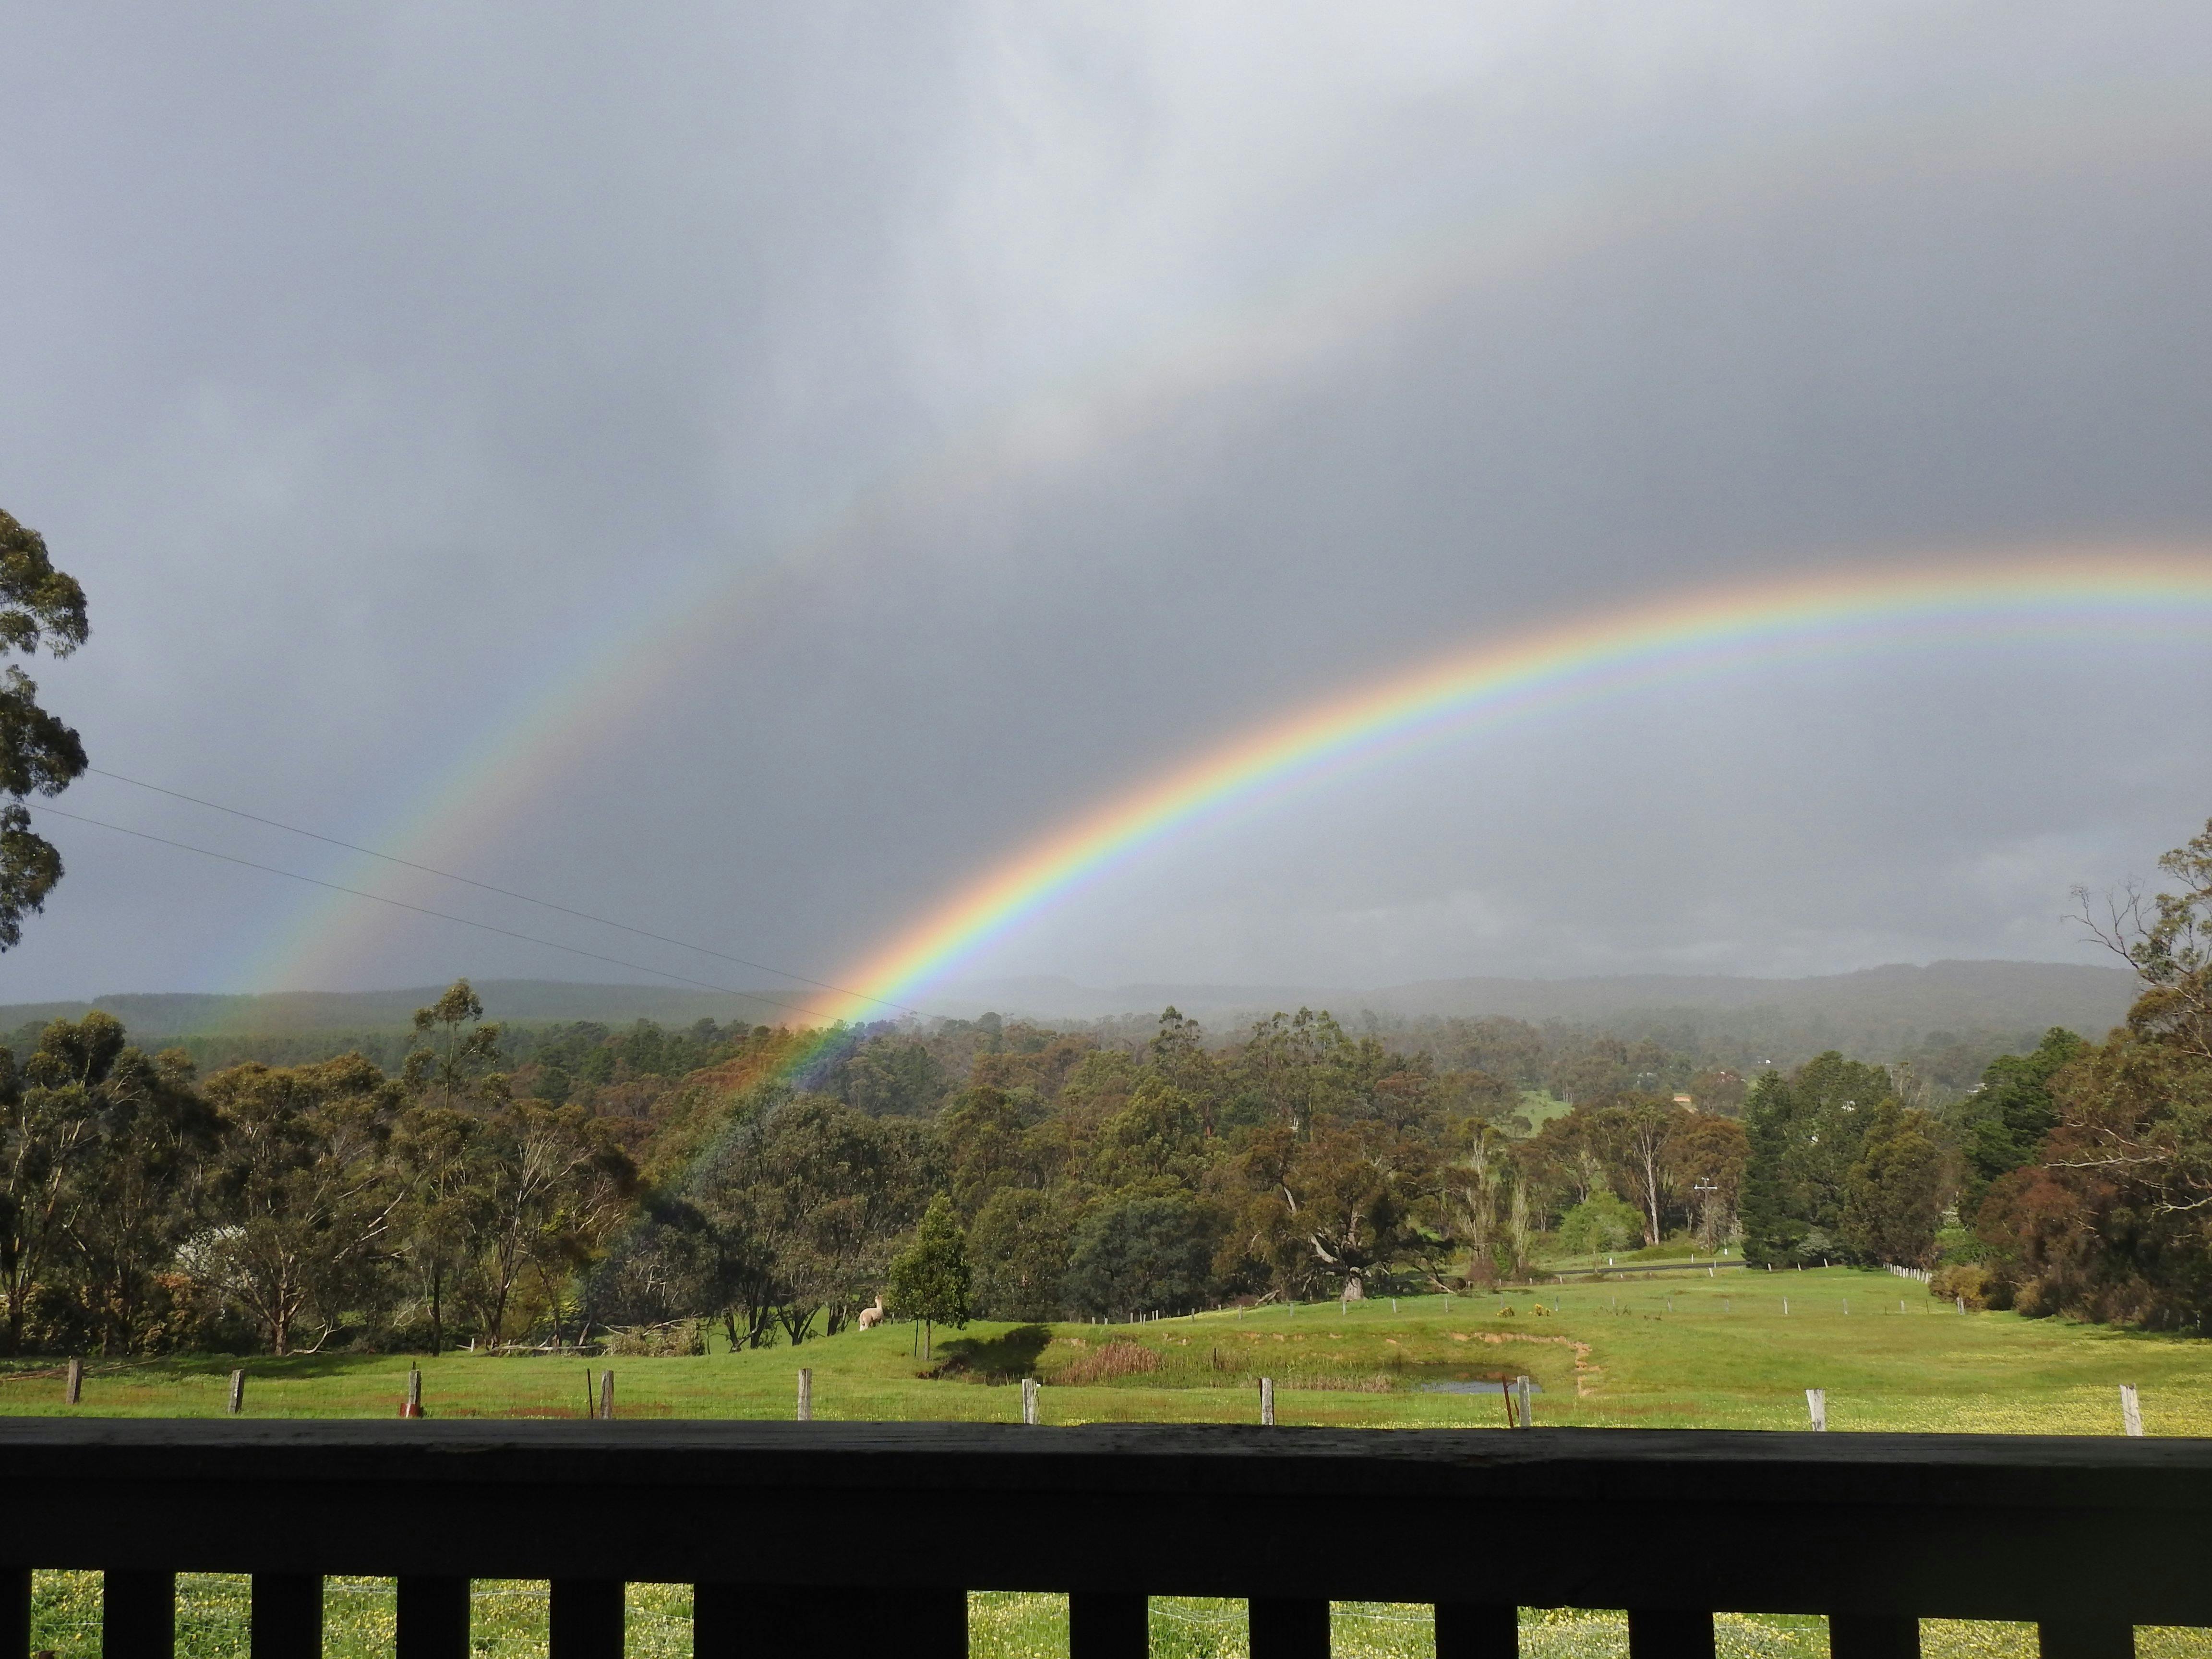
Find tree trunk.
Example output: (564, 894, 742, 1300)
(1641, 1144, 1663, 1247)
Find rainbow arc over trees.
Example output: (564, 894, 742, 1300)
(265, 87, 2208, 994)
(810, 549, 2212, 1028)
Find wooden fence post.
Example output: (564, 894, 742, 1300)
(796, 1368, 812, 1421)
(1807, 1388, 1827, 1431)
(1515, 1375, 1532, 1428)
(1021, 1377, 1039, 1425)
(228, 1370, 246, 1416)
(597, 1370, 613, 1420)
(404, 1368, 422, 1419)
(1260, 1376, 1275, 1426)
(65, 1358, 81, 1406)
(2120, 1384, 2143, 1437)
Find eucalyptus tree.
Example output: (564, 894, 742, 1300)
(403, 979, 505, 1112)
(0, 508, 89, 949)
(688, 1093, 934, 1345)
(197, 1054, 403, 1355)
(389, 1102, 482, 1353)
(460, 1098, 635, 1347)
(63, 1044, 217, 1354)
(0, 1013, 128, 1351)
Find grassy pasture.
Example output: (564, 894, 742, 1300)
(6, 1267, 2207, 1434)
(10, 1267, 2211, 1659)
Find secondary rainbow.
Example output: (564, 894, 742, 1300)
(260, 85, 2208, 994)
(815, 550, 2212, 1024)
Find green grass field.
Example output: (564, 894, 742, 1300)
(7, 1266, 2204, 1434)
(10, 1267, 2209, 1658)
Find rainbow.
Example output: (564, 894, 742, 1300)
(811, 550, 2212, 1026)
(261, 84, 2209, 993)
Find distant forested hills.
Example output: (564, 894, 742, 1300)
(0, 982, 807, 1072)
(947, 959, 2136, 1058)
(0, 980, 800, 1039)
(0, 960, 2134, 1076)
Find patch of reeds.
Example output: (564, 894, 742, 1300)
(1046, 1340, 1162, 1386)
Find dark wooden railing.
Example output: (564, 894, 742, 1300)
(2, 1420, 2206, 1659)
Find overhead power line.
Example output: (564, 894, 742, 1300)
(84, 766, 921, 1019)
(31, 803, 875, 1028)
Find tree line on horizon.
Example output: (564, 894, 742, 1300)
(11, 804, 2211, 1356)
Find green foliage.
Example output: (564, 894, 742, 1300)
(0, 507, 88, 951)
(670, 1092, 936, 1347)
(196, 1054, 402, 1355)
(831, 1035, 950, 1117)
(1063, 1195, 1218, 1318)
(1973, 818, 2212, 1330)
(1738, 1053, 1901, 1265)
(968, 1187, 1072, 1321)
(1555, 1190, 1644, 1256)
(1959, 1028, 2086, 1206)
(1089, 1077, 1209, 1195)
(1929, 1262, 1993, 1310)
(890, 1193, 972, 1354)
(1840, 1101, 1946, 1268)
(3, 951, 2143, 1353)
(403, 980, 505, 1110)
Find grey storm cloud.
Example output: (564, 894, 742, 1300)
(3, 2, 2211, 1006)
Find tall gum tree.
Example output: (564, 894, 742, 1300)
(0, 508, 89, 948)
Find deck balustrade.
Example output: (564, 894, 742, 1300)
(0, 1421, 2202, 1659)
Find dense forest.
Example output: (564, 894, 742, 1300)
(8, 818, 2211, 1356)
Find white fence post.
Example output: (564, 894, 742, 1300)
(2121, 1383, 2143, 1437)
(1260, 1377, 1275, 1427)
(797, 1368, 812, 1422)
(1806, 1388, 1827, 1431)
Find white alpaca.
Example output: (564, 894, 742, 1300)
(856, 1295, 886, 1331)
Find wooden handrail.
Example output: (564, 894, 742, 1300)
(1, 1421, 2203, 1658)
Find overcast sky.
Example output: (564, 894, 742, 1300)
(5, 2, 2212, 1009)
